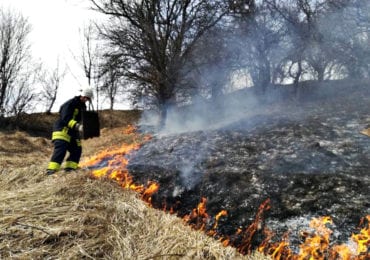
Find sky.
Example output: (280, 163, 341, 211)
(0, 0, 129, 111)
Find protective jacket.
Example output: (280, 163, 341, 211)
(52, 96, 86, 142)
(47, 96, 86, 172)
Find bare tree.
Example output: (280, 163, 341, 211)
(39, 58, 67, 114)
(6, 62, 41, 118)
(266, 0, 358, 87)
(90, 0, 229, 127)
(81, 22, 102, 110)
(232, 0, 286, 94)
(71, 22, 102, 110)
(0, 8, 32, 117)
(327, 0, 370, 79)
(100, 60, 124, 110)
(263, 0, 330, 96)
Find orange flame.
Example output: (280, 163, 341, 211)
(183, 197, 229, 238)
(142, 182, 160, 203)
(213, 210, 228, 230)
(182, 197, 369, 260)
(297, 216, 333, 259)
(80, 142, 139, 168)
(183, 197, 209, 231)
(237, 198, 271, 255)
(352, 215, 370, 255)
(259, 215, 370, 260)
(123, 124, 137, 134)
(81, 125, 158, 204)
(332, 215, 370, 260)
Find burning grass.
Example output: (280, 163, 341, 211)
(82, 125, 370, 259)
(0, 128, 265, 259)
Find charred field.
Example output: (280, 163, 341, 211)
(124, 80, 370, 256)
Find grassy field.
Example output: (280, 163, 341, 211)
(0, 111, 269, 259)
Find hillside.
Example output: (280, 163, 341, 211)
(0, 109, 142, 138)
(2, 79, 369, 259)
(0, 110, 266, 259)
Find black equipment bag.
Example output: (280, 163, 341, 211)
(82, 102, 100, 139)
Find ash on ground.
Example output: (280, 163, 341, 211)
(128, 83, 370, 247)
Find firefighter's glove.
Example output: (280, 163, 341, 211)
(75, 123, 84, 137)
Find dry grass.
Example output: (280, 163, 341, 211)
(0, 131, 52, 169)
(0, 125, 270, 259)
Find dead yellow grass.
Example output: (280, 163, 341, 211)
(0, 131, 52, 168)
(0, 127, 270, 260)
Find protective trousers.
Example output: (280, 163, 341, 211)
(47, 138, 82, 171)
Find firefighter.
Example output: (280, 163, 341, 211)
(46, 87, 94, 175)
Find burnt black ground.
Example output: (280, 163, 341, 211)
(127, 82, 370, 250)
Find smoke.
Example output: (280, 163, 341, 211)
(137, 1, 370, 135)
(139, 90, 261, 135)
(178, 159, 202, 190)
(137, 90, 264, 190)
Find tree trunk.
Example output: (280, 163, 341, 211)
(293, 61, 302, 98)
(315, 65, 325, 82)
(158, 104, 167, 130)
(0, 81, 7, 116)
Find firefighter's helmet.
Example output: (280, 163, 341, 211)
(82, 87, 94, 100)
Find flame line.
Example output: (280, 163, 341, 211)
(81, 126, 370, 259)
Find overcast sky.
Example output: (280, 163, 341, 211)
(0, 0, 126, 111)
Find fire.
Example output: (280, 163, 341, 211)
(329, 215, 370, 260)
(179, 197, 369, 260)
(81, 125, 370, 259)
(213, 210, 228, 230)
(182, 197, 230, 241)
(181, 197, 272, 254)
(80, 142, 139, 168)
(123, 124, 137, 134)
(234, 198, 271, 255)
(81, 125, 158, 204)
(255, 214, 370, 260)
(352, 215, 370, 255)
(182, 197, 370, 260)
(183, 197, 210, 231)
(141, 182, 159, 203)
(297, 216, 333, 259)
